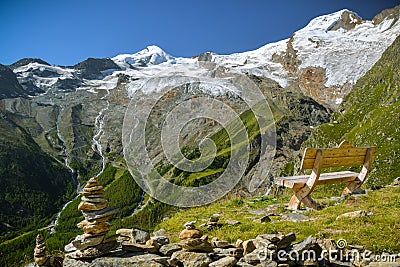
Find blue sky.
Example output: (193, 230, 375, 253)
(0, 0, 398, 66)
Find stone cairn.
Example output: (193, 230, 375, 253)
(34, 234, 63, 267)
(64, 177, 118, 259)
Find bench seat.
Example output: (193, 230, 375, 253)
(276, 171, 359, 189)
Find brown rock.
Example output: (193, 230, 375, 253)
(71, 234, 104, 250)
(179, 228, 203, 239)
(225, 219, 240, 225)
(81, 196, 108, 204)
(179, 238, 213, 252)
(336, 210, 367, 220)
(66, 240, 118, 259)
(81, 222, 111, 235)
(242, 239, 256, 255)
(78, 201, 108, 211)
(209, 256, 237, 267)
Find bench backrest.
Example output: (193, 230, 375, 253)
(300, 141, 377, 170)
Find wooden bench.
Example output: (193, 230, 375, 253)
(275, 141, 377, 210)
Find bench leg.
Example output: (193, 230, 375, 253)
(342, 179, 362, 196)
(288, 194, 301, 210)
(288, 190, 319, 210)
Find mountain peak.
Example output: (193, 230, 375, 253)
(112, 45, 174, 69)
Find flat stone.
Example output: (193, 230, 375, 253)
(225, 219, 240, 225)
(213, 247, 244, 258)
(70, 234, 104, 251)
(80, 189, 105, 196)
(171, 250, 212, 267)
(253, 215, 271, 223)
(65, 240, 118, 259)
(83, 185, 104, 192)
(212, 240, 231, 248)
(117, 228, 150, 244)
(151, 235, 169, 246)
(179, 228, 203, 239)
(277, 232, 296, 249)
(179, 237, 213, 253)
(243, 251, 261, 264)
(336, 210, 367, 220)
(257, 234, 280, 243)
(121, 239, 159, 253)
(83, 208, 118, 221)
(159, 243, 182, 256)
(209, 256, 237, 267)
(152, 229, 166, 237)
(282, 213, 310, 222)
(184, 220, 197, 229)
(81, 196, 108, 204)
(63, 253, 166, 267)
(290, 236, 322, 260)
(81, 222, 111, 235)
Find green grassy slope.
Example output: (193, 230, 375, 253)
(304, 35, 400, 188)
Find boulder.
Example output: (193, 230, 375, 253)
(213, 247, 244, 258)
(209, 256, 237, 267)
(159, 243, 182, 256)
(70, 234, 104, 251)
(281, 213, 310, 222)
(179, 237, 213, 252)
(151, 235, 170, 246)
(179, 228, 203, 239)
(116, 228, 150, 244)
(170, 250, 212, 267)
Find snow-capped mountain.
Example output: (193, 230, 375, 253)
(4, 7, 399, 108)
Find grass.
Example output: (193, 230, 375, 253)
(156, 186, 400, 254)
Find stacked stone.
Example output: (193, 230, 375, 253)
(34, 234, 63, 267)
(65, 177, 118, 259)
(34, 234, 47, 266)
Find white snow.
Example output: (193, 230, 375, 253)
(291, 9, 400, 87)
(12, 9, 400, 100)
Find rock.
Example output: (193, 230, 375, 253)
(257, 234, 280, 243)
(277, 232, 296, 249)
(282, 213, 310, 222)
(83, 207, 118, 221)
(159, 243, 182, 256)
(242, 239, 257, 255)
(213, 247, 244, 258)
(336, 210, 367, 220)
(151, 235, 170, 246)
(225, 219, 240, 225)
(179, 237, 213, 252)
(80, 221, 111, 235)
(116, 228, 150, 244)
(78, 201, 108, 211)
(71, 234, 104, 251)
(184, 220, 197, 229)
(253, 215, 271, 223)
(152, 228, 166, 236)
(66, 240, 119, 259)
(212, 239, 231, 248)
(235, 239, 244, 248)
(243, 250, 262, 264)
(121, 239, 159, 253)
(179, 228, 203, 239)
(210, 214, 220, 222)
(392, 177, 400, 186)
(289, 236, 322, 263)
(171, 250, 212, 267)
(209, 256, 237, 267)
(63, 253, 166, 267)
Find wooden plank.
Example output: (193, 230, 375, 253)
(303, 147, 373, 159)
(316, 176, 356, 185)
(301, 153, 376, 169)
(301, 147, 376, 170)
